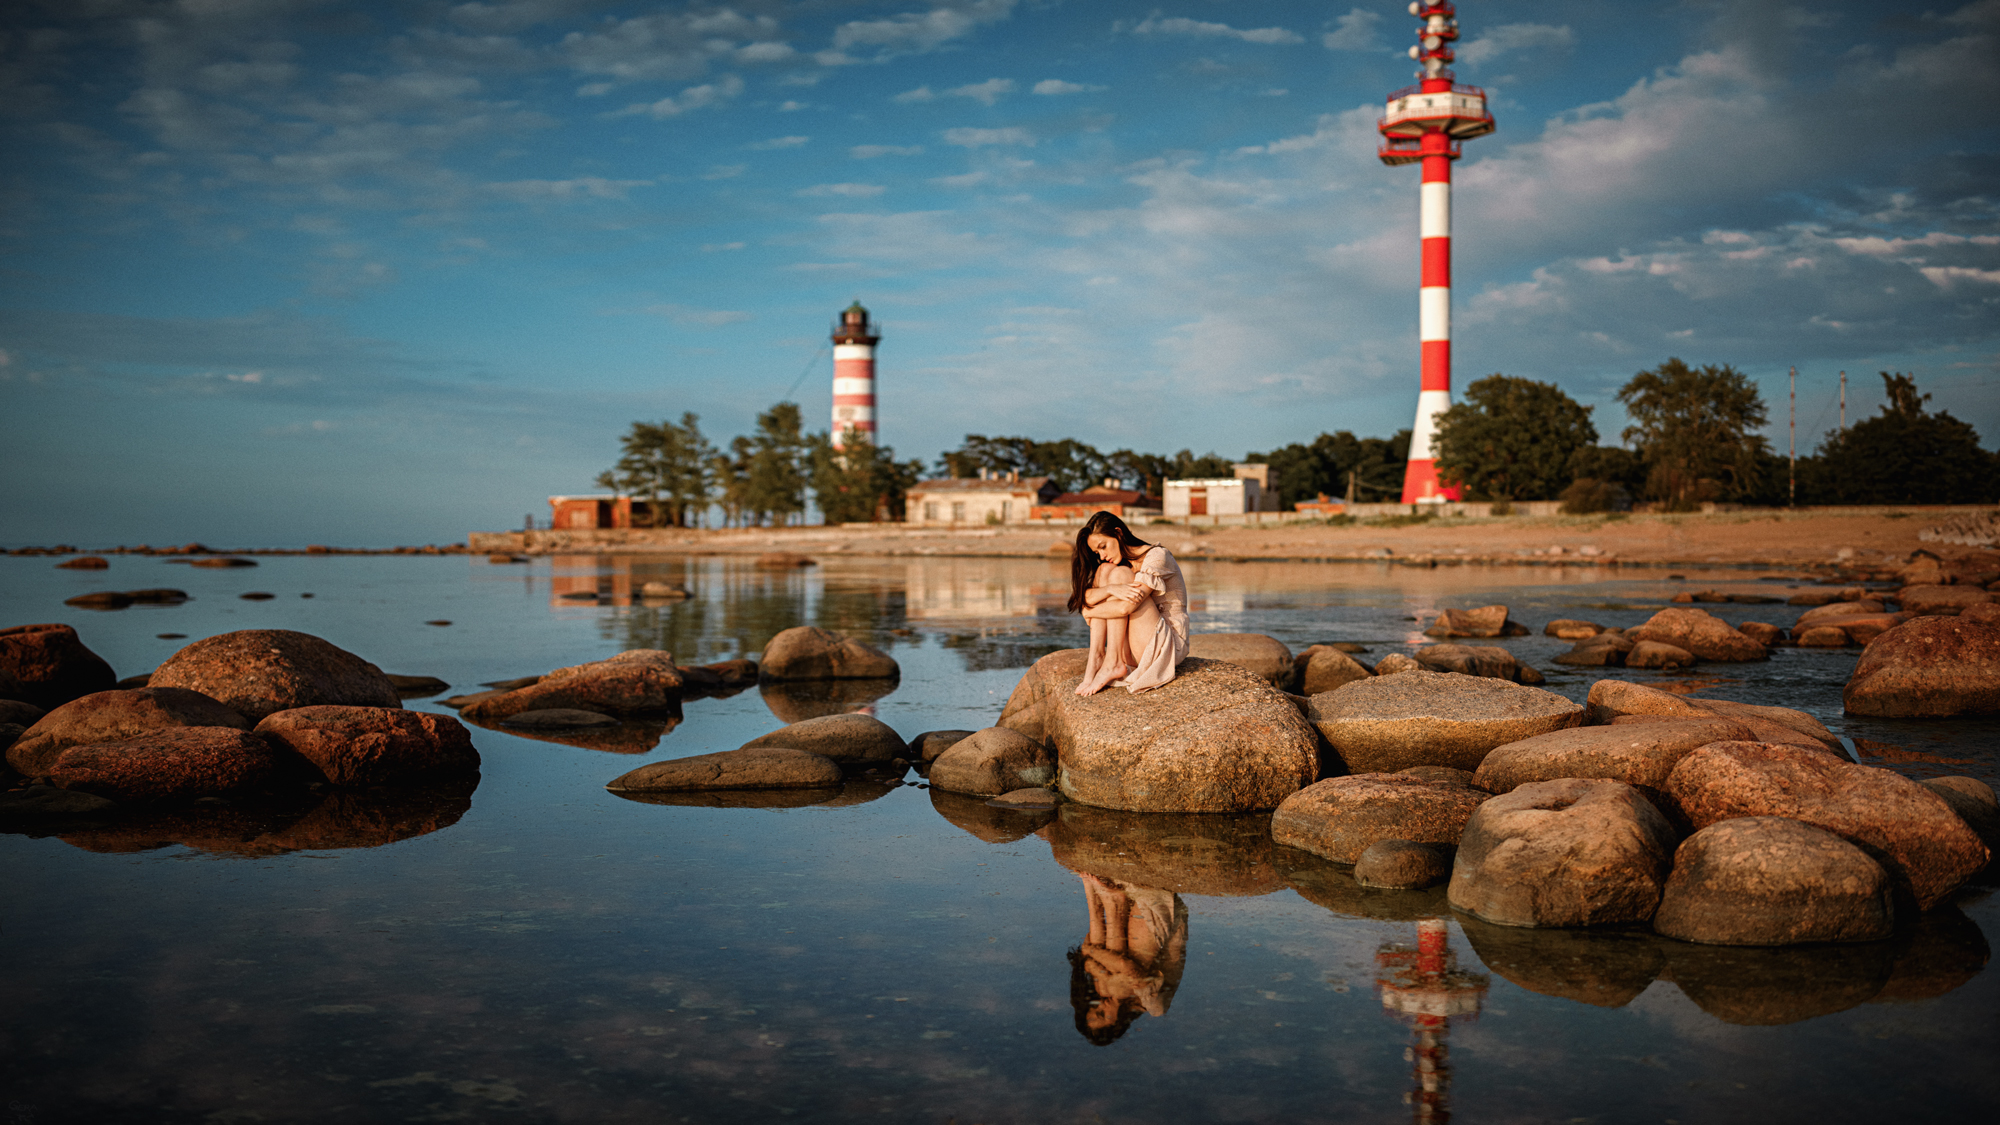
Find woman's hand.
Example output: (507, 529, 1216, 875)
(1105, 582, 1144, 604)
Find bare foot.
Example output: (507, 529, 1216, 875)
(1076, 659, 1101, 695)
(1080, 662, 1132, 696)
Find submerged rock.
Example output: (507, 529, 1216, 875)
(149, 629, 400, 724)
(1049, 657, 1317, 813)
(1413, 643, 1544, 684)
(49, 728, 283, 803)
(1185, 633, 1294, 688)
(1447, 778, 1677, 929)
(1424, 605, 1526, 638)
(256, 706, 479, 786)
(461, 650, 684, 721)
(1626, 608, 1768, 662)
(1653, 817, 1893, 946)
(8, 687, 252, 777)
(1843, 615, 2000, 719)
(0, 624, 118, 710)
(1271, 773, 1488, 864)
(928, 726, 1053, 797)
(606, 747, 844, 792)
(758, 626, 898, 681)
(1352, 840, 1454, 890)
(1544, 619, 1607, 640)
(739, 712, 908, 767)
(1305, 670, 1583, 774)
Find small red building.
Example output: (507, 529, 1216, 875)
(1030, 481, 1161, 521)
(548, 495, 636, 530)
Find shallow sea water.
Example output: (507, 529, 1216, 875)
(3, 552, 1995, 1124)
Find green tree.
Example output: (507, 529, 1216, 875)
(744, 402, 808, 526)
(711, 435, 754, 528)
(1248, 430, 1411, 507)
(1431, 375, 1598, 501)
(937, 436, 1109, 492)
(1803, 373, 1998, 504)
(596, 413, 715, 527)
(1617, 358, 1770, 510)
(808, 428, 926, 523)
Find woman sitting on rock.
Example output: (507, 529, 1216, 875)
(1067, 511, 1189, 696)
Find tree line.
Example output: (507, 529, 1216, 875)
(600, 360, 1993, 526)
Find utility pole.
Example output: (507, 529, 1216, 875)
(1788, 365, 1796, 508)
(1839, 370, 1847, 430)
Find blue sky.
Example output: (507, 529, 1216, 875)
(2, 0, 1996, 546)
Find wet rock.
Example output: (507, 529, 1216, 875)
(1292, 645, 1373, 695)
(1458, 917, 1665, 1008)
(1185, 632, 1294, 688)
(1371, 653, 1423, 675)
(499, 708, 617, 728)
(49, 728, 283, 803)
(1664, 741, 1989, 909)
(384, 674, 449, 698)
(1553, 632, 1634, 667)
(690, 658, 759, 688)
(1305, 670, 1583, 774)
(148, 629, 400, 724)
(1653, 817, 1893, 945)
(1627, 608, 1768, 662)
(460, 650, 684, 721)
(8, 687, 252, 777)
(606, 747, 844, 792)
(1827, 613, 1911, 645)
(256, 706, 479, 786)
(1447, 778, 1677, 928)
(64, 591, 135, 610)
(1424, 604, 1526, 638)
(909, 729, 975, 763)
(1353, 840, 1453, 889)
(1583, 679, 1711, 725)
(1625, 640, 1696, 669)
(56, 556, 109, 570)
(1919, 776, 2000, 852)
(0, 785, 121, 830)
(758, 677, 898, 724)
(1898, 584, 1993, 617)
(1662, 939, 1892, 1026)
(1046, 802, 1282, 896)
(988, 787, 1063, 809)
(188, 557, 256, 568)
(928, 787, 1054, 843)
(1396, 765, 1481, 787)
(758, 626, 898, 680)
(929, 726, 1054, 797)
(740, 712, 908, 767)
(0, 624, 118, 710)
(1843, 615, 2000, 719)
(1965, 602, 2000, 626)
(1544, 619, 1607, 640)
(1796, 626, 1852, 647)
(440, 689, 505, 711)
(997, 650, 1088, 746)
(0, 699, 45, 728)
(1737, 621, 1785, 646)
(1797, 600, 1888, 628)
(1413, 643, 1545, 685)
(1050, 658, 1317, 813)
(1471, 717, 1755, 801)
(1271, 774, 1489, 863)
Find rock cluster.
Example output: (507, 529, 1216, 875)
(1304, 671, 1582, 774)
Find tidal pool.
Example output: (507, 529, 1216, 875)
(3, 552, 1995, 1123)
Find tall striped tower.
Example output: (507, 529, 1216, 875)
(1378, 2, 1494, 504)
(830, 299, 879, 449)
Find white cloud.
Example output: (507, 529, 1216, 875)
(617, 74, 744, 118)
(823, 0, 1019, 64)
(932, 170, 988, 188)
(487, 176, 652, 200)
(798, 182, 887, 197)
(747, 135, 809, 150)
(945, 77, 1016, 105)
(702, 164, 746, 180)
(1457, 24, 1577, 67)
(943, 126, 1034, 147)
(1921, 266, 2000, 288)
(1322, 9, 1382, 52)
(561, 10, 782, 83)
(851, 144, 924, 158)
(736, 41, 795, 63)
(1125, 16, 1303, 46)
(701, 241, 746, 252)
(893, 85, 937, 103)
(642, 304, 752, 327)
(777, 99, 808, 111)
(1032, 79, 1105, 95)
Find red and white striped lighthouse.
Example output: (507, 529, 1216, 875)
(1379, 2, 1494, 504)
(830, 299, 879, 449)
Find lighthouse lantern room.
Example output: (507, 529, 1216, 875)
(1378, 1, 1494, 503)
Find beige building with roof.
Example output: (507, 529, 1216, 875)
(905, 473, 1060, 526)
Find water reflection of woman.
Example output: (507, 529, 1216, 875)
(1067, 511, 1190, 697)
(1068, 873, 1189, 1045)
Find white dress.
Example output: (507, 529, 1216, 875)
(1116, 545, 1190, 693)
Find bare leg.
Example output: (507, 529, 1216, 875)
(1077, 616, 1109, 695)
(1079, 566, 1139, 695)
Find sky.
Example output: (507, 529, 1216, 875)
(2, 0, 1996, 547)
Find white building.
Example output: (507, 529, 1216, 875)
(904, 473, 1059, 526)
(1163, 464, 1280, 517)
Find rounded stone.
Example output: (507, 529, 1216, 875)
(606, 747, 844, 792)
(1271, 774, 1489, 864)
(739, 712, 908, 766)
(1353, 840, 1454, 889)
(1292, 645, 1373, 695)
(758, 626, 898, 681)
(1653, 817, 1894, 946)
(1795, 626, 1851, 647)
(255, 705, 479, 786)
(148, 629, 401, 724)
(1843, 615, 2000, 719)
(1305, 670, 1584, 774)
(908, 729, 975, 763)
(1626, 640, 1696, 669)
(997, 649, 1088, 745)
(1413, 643, 1545, 684)
(1184, 632, 1295, 688)
(1448, 778, 1678, 929)
(0, 624, 118, 711)
(49, 728, 283, 803)
(463, 650, 684, 721)
(8, 687, 252, 777)
(1424, 605, 1521, 638)
(1471, 717, 1755, 799)
(929, 726, 1054, 797)
(1626, 608, 1768, 662)
(1544, 619, 1607, 640)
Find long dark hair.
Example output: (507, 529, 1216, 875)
(1067, 511, 1151, 612)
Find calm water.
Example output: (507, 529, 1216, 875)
(3, 552, 1995, 1124)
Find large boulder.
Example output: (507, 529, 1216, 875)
(1412, 644, 1545, 685)
(1652, 818, 1894, 946)
(995, 649, 1087, 744)
(1292, 645, 1373, 695)
(1049, 657, 1317, 813)
(0, 624, 117, 710)
(1305, 671, 1583, 774)
(739, 712, 908, 766)
(461, 650, 684, 721)
(8, 687, 251, 777)
(1185, 633, 1294, 688)
(928, 727, 1054, 797)
(255, 706, 479, 786)
(1424, 605, 1526, 638)
(606, 748, 844, 792)
(1663, 741, 1990, 909)
(1920, 777, 1999, 852)
(1843, 615, 2000, 718)
(1271, 774, 1488, 864)
(1626, 608, 1767, 662)
(1046, 802, 1282, 896)
(1447, 778, 1677, 928)
(149, 630, 401, 724)
(48, 728, 283, 803)
(758, 627, 899, 681)
(1471, 717, 1756, 802)
(1897, 584, 1993, 617)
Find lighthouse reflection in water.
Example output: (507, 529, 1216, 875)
(1377, 918, 1490, 1123)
